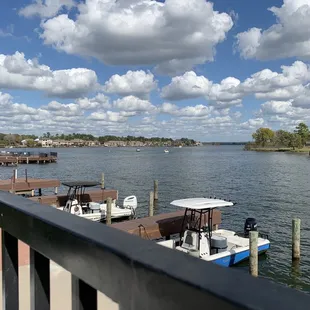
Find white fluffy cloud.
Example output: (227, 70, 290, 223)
(236, 0, 310, 60)
(76, 94, 111, 110)
(161, 71, 212, 100)
(19, 0, 75, 18)
(113, 96, 155, 112)
(40, 0, 233, 74)
(161, 61, 310, 108)
(160, 102, 213, 118)
(104, 70, 157, 99)
(0, 52, 99, 98)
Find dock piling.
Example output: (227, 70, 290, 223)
(292, 218, 301, 260)
(25, 169, 28, 183)
(106, 197, 112, 225)
(14, 168, 17, 180)
(154, 180, 158, 200)
(149, 191, 154, 217)
(249, 231, 258, 277)
(101, 173, 105, 189)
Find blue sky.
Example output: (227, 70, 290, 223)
(0, 0, 310, 141)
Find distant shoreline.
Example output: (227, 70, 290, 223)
(244, 146, 310, 153)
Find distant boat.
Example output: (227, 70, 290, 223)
(164, 149, 169, 153)
(179, 145, 183, 148)
(136, 148, 141, 152)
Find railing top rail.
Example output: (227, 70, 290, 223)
(0, 191, 309, 310)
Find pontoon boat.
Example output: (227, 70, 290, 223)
(60, 181, 138, 222)
(158, 198, 270, 267)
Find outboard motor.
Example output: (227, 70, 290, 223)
(244, 218, 257, 238)
(123, 196, 138, 210)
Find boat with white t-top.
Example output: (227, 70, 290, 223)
(158, 198, 270, 267)
(59, 181, 137, 222)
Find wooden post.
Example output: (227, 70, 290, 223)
(249, 231, 258, 277)
(292, 218, 301, 260)
(14, 168, 17, 180)
(154, 180, 158, 200)
(101, 173, 105, 189)
(149, 191, 154, 217)
(26, 157, 29, 164)
(25, 169, 28, 183)
(106, 197, 112, 225)
(54, 187, 58, 195)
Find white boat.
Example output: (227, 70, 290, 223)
(59, 181, 138, 222)
(164, 149, 169, 153)
(136, 148, 141, 152)
(158, 198, 270, 267)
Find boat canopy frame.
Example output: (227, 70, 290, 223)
(62, 181, 100, 206)
(179, 207, 215, 251)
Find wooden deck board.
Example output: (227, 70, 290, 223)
(0, 178, 60, 192)
(112, 210, 221, 240)
(29, 189, 118, 207)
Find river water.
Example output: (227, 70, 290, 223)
(1, 146, 310, 292)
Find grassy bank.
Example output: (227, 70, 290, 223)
(245, 146, 310, 153)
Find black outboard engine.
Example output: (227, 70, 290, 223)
(244, 218, 257, 238)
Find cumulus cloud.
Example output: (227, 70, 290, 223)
(19, 0, 75, 18)
(235, 0, 310, 60)
(88, 111, 129, 123)
(40, 0, 233, 74)
(161, 71, 212, 100)
(0, 51, 99, 98)
(161, 61, 310, 108)
(104, 70, 157, 99)
(160, 102, 213, 118)
(113, 96, 155, 112)
(240, 118, 265, 130)
(76, 94, 111, 110)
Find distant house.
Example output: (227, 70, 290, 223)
(40, 139, 53, 148)
(52, 139, 73, 147)
(103, 141, 126, 147)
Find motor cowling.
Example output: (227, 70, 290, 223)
(244, 218, 257, 238)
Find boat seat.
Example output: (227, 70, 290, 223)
(181, 230, 198, 251)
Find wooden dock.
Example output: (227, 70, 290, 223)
(112, 209, 221, 240)
(0, 177, 60, 195)
(0, 155, 57, 165)
(29, 189, 118, 207)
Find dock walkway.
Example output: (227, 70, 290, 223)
(0, 178, 60, 195)
(112, 209, 221, 240)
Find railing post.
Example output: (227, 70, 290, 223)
(30, 248, 50, 310)
(2, 230, 19, 310)
(72, 275, 97, 310)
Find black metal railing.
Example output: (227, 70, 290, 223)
(0, 191, 310, 310)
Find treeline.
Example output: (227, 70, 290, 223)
(42, 133, 196, 145)
(245, 123, 309, 150)
(0, 133, 38, 147)
(0, 132, 197, 147)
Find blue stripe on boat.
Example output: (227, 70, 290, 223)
(212, 243, 270, 267)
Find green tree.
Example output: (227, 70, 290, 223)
(294, 122, 309, 146)
(288, 133, 303, 150)
(252, 128, 275, 147)
(275, 130, 291, 147)
(26, 139, 35, 147)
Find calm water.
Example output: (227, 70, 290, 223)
(1, 146, 310, 292)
